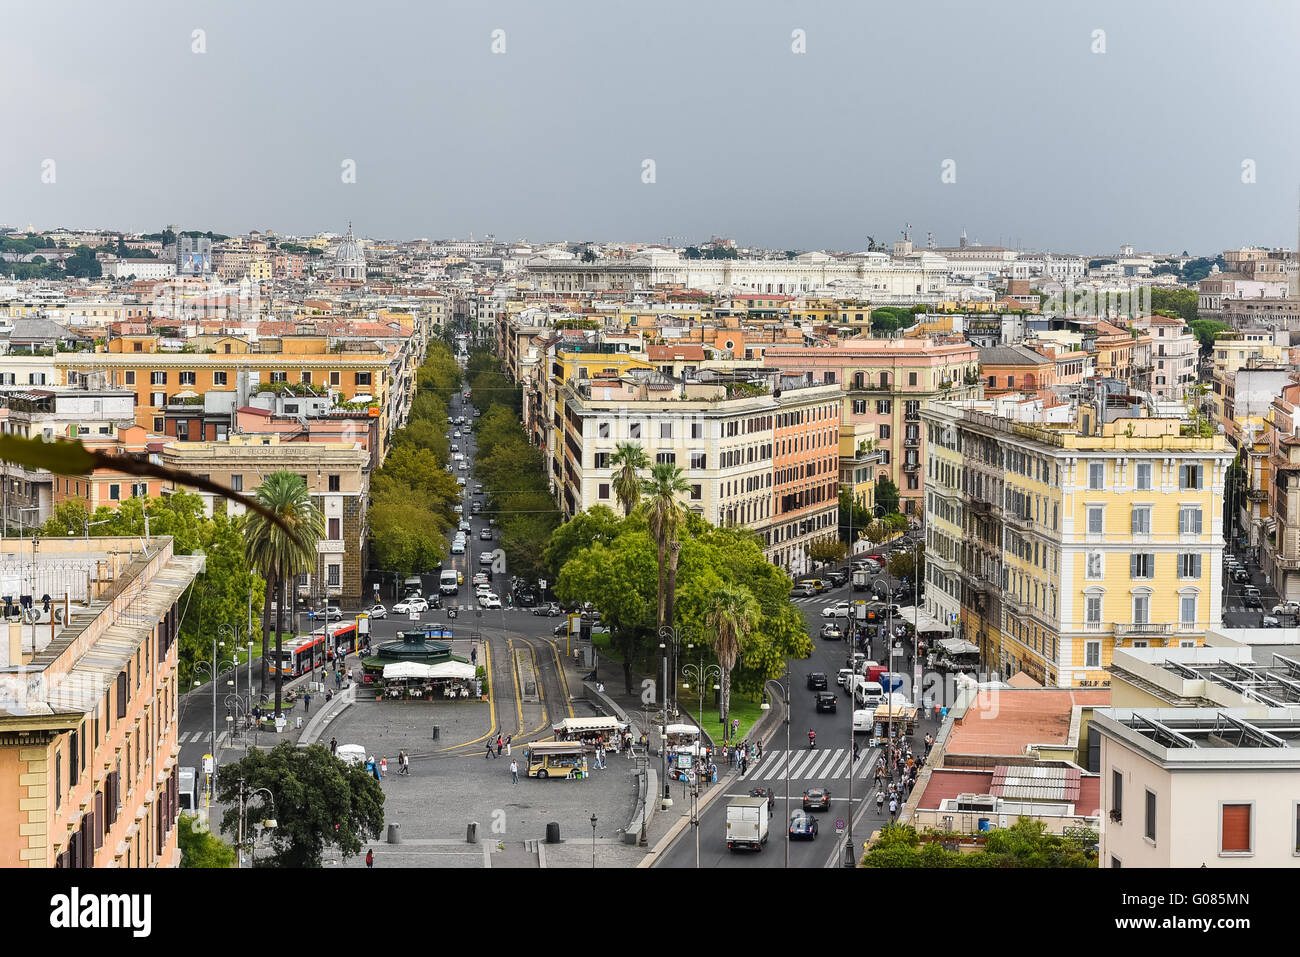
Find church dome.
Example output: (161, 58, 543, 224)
(334, 223, 366, 280)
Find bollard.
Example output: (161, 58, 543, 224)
(432, 725, 440, 741)
(296, 716, 303, 730)
(545, 821, 560, 844)
(387, 823, 401, 844)
(467, 821, 478, 843)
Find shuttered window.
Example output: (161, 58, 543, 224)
(1221, 804, 1252, 854)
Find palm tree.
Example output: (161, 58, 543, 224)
(243, 471, 326, 716)
(706, 585, 760, 730)
(609, 442, 649, 518)
(641, 462, 689, 628)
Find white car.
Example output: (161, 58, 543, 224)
(392, 597, 428, 615)
(450, 541, 465, 555)
(837, 668, 855, 688)
(479, 593, 501, 609)
(821, 602, 853, 619)
(454, 431, 462, 438)
(366, 603, 387, 620)
(459, 520, 472, 532)
(454, 504, 464, 513)
(1271, 600, 1300, 617)
(458, 462, 467, 471)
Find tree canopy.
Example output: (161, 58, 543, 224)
(860, 819, 1096, 868)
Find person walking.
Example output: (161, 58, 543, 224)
(379, 757, 388, 779)
(505, 733, 512, 756)
(510, 759, 519, 785)
(496, 734, 503, 757)
(889, 795, 898, 818)
(329, 737, 337, 755)
(366, 848, 374, 869)
(740, 753, 747, 776)
(485, 742, 495, 760)
(470, 645, 478, 666)
(876, 790, 885, 814)
(852, 740, 861, 762)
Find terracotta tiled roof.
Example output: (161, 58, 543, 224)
(946, 689, 1111, 755)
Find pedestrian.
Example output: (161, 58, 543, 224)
(710, 762, 717, 784)
(470, 645, 478, 666)
(366, 848, 374, 869)
(510, 759, 519, 785)
(304, 692, 311, 714)
(505, 733, 512, 756)
(485, 742, 495, 760)
(757, 741, 763, 760)
(371, 758, 380, 782)
(496, 734, 503, 756)
(876, 790, 884, 813)
(740, 754, 747, 776)
(889, 796, 898, 818)
(852, 740, 860, 762)
(330, 736, 337, 755)
(380, 756, 387, 778)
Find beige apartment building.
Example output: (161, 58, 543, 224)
(161, 436, 370, 602)
(558, 371, 839, 573)
(0, 536, 202, 867)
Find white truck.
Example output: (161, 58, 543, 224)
(725, 797, 769, 852)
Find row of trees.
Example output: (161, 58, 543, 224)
(367, 341, 464, 580)
(465, 349, 560, 584)
(861, 820, 1096, 867)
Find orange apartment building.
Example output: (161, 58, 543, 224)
(978, 345, 1058, 400)
(0, 536, 203, 867)
(770, 378, 842, 574)
(49, 426, 168, 512)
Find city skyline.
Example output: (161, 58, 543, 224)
(2, 0, 1299, 254)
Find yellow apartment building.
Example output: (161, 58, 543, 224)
(924, 401, 1232, 688)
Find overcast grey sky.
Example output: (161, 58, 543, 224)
(2, 0, 1298, 254)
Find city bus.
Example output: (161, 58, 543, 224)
(269, 621, 360, 676)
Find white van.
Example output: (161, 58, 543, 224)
(178, 767, 198, 812)
(439, 569, 460, 595)
(853, 680, 884, 709)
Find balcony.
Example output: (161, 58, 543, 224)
(1004, 511, 1032, 532)
(1246, 488, 1267, 502)
(902, 460, 920, 472)
(1273, 554, 1300, 571)
(961, 569, 990, 594)
(969, 499, 992, 515)
(1115, 622, 1173, 639)
(904, 410, 921, 421)
(904, 436, 920, 448)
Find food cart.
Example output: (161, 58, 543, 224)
(663, 723, 709, 782)
(524, 741, 588, 780)
(870, 700, 917, 746)
(930, 637, 980, 673)
(553, 716, 630, 751)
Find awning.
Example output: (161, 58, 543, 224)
(383, 662, 430, 679)
(936, 637, 979, 656)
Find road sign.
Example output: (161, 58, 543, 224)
(538, 579, 547, 590)
(408, 610, 420, 621)
(203, 754, 214, 774)
(835, 818, 845, 834)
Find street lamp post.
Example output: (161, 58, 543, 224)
(590, 814, 597, 869)
(658, 625, 686, 720)
(192, 638, 238, 783)
(239, 783, 275, 869)
(680, 649, 720, 751)
(784, 663, 791, 869)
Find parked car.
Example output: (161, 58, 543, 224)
(514, 589, 538, 608)
(806, 672, 828, 691)
(1231, 567, 1251, 584)
(458, 462, 467, 471)
(1262, 615, 1281, 628)
(824, 570, 848, 588)
(821, 602, 853, 619)
(802, 787, 831, 811)
(459, 520, 472, 532)
(815, 691, 837, 713)
(533, 602, 563, 617)
(324, 606, 343, 621)
(1272, 600, 1300, 617)
(791, 583, 816, 598)
(788, 810, 818, 840)
(392, 598, 428, 615)
(837, 668, 856, 688)
(474, 485, 484, 494)
(1243, 586, 1263, 608)
(365, 603, 387, 620)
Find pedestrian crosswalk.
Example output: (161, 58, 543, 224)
(740, 748, 878, 782)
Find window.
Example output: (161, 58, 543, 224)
(908, 372, 917, 386)
(1178, 507, 1203, 535)
(354, 372, 372, 387)
(1085, 599, 1102, 629)
(132, 483, 147, 497)
(270, 371, 287, 383)
(150, 392, 165, 407)
(1145, 790, 1156, 843)
(153, 417, 163, 432)
(330, 372, 341, 386)
(1088, 462, 1104, 489)
(70, 730, 80, 787)
(1220, 804, 1252, 855)
(690, 422, 703, 439)
(659, 422, 672, 439)
(1086, 552, 1103, 579)
(597, 422, 610, 439)
(628, 423, 641, 440)
(230, 474, 242, 492)
(879, 425, 891, 440)
(1110, 856, 1122, 868)
(593, 452, 610, 469)
(1133, 593, 1150, 624)
(328, 474, 341, 492)
(150, 371, 167, 385)
(690, 484, 702, 501)
(597, 483, 610, 500)
(328, 518, 340, 540)
(1135, 462, 1151, 490)
(1112, 769, 1123, 820)
(301, 371, 312, 384)
(213, 371, 228, 386)
(1130, 506, 1151, 535)
(876, 400, 892, 415)
(1179, 464, 1203, 490)
(327, 565, 341, 587)
(1178, 553, 1202, 579)
(1180, 595, 1197, 626)
(853, 400, 866, 415)
(1087, 506, 1104, 535)
(55, 751, 62, 809)
(690, 453, 706, 469)
(116, 673, 127, 718)
(179, 372, 196, 386)
(655, 452, 676, 465)
(124, 371, 135, 385)
(1130, 554, 1154, 579)
(110, 484, 120, 501)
